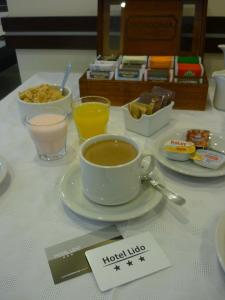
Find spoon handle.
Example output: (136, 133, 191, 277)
(61, 63, 72, 92)
(148, 177, 185, 205)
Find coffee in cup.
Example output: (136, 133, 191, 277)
(83, 139, 138, 166)
(80, 134, 154, 206)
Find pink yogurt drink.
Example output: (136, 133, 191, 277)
(27, 113, 68, 160)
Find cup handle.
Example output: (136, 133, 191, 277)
(139, 153, 155, 177)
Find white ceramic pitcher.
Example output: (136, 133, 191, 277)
(212, 70, 225, 111)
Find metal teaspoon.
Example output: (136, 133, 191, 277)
(60, 63, 72, 95)
(141, 172, 186, 206)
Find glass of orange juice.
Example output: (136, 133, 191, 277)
(72, 96, 110, 142)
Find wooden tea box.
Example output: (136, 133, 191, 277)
(79, 0, 208, 110)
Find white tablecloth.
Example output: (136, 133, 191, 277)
(0, 72, 225, 300)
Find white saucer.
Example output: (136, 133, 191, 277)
(153, 130, 225, 177)
(59, 163, 162, 222)
(0, 156, 8, 184)
(215, 212, 225, 273)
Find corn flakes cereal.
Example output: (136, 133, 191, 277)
(19, 84, 63, 103)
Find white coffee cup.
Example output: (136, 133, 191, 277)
(79, 134, 154, 206)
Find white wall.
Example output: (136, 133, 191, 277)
(204, 53, 225, 76)
(6, 1, 98, 81)
(16, 49, 96, 82)
(207, 1, 225, 16)
(7, 0, 98, 16)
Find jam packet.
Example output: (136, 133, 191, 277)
(186, 129, 210, 148)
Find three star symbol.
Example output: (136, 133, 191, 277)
(139, 256, 145, 262)
(126, 260, 133, 266)
(113, 256, 146, 271)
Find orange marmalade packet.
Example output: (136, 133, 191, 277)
(186, 129, 210, 148)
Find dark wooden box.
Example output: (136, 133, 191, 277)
(79, 0, 208, 110)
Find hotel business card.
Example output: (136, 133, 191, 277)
(85, 232, 171, 291)
(45, 225, 122, 284)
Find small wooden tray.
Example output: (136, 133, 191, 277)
(79, 73, 208, 110)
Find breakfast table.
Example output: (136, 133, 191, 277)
(1, 72, 225, 300)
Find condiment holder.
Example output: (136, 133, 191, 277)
(123, 100, 174, 137)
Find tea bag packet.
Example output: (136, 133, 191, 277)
(186, 129, 210, 148)
(175, 63, 204, 78)
(89, 62, 116, 72)
(120, 63, 144, 72)
(175, 56, 202, 64)
(151, 86, 175, 107)
(174, 77, 203, 84)
(118, 68, 140, 79)
(96, 54, 119, 62)
(88, 58, 117, 79)
(121, 55, 148, 67)
(174, 56, 204, 85)
(145, 69, 173, 82)
(87, 70, 113, 80)
(148, 56, 174, 69)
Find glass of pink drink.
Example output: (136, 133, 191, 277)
(25, 109, 68, 161)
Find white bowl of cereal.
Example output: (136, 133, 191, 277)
(17, 83, 72, 122)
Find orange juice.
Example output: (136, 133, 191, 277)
(73, 102, 109, 140)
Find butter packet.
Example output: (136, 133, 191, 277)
(163, 139, 196, 161)
(163, 140, 225, 169)
(193, 150, 225, 169)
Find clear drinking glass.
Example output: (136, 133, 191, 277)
(25, 108, 68, 161)
(72, 96, 110, 142)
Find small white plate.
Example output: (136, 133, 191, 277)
(153, 130, 225, 177)
(59, 163, 162, 222)
(209, 133, 225, 154)
(215, 212, 225, 273)
(0, 156, 8, 184)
